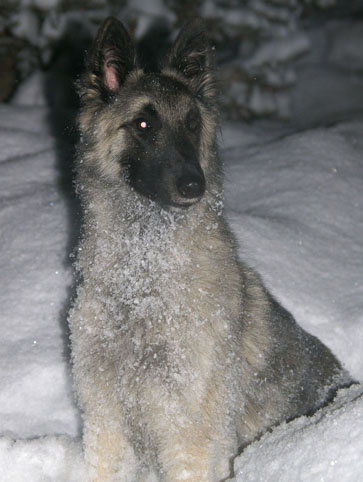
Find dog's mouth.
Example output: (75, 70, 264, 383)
(168, 197, 203, 209)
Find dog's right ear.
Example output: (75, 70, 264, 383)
(79, 17, 136, 101)
(167, 18, 216, 102)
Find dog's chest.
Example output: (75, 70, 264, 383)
(81, 213, 230, 383)
(93, 218, 190, 318)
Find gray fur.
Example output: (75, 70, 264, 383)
(69, 17, 352, 482)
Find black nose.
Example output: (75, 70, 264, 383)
(176, 174, 205, 199)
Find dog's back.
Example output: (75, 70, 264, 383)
(70, 17, 352, 482)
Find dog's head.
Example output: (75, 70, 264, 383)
(78, 17, 219, 209)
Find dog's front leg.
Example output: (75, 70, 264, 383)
(142, 387, 234, 482)
(157, 427, 212, 482)
(83, 418, 138, 482)
(155, 421, 234, 482)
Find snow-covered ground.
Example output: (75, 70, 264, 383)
(1, 18, 363, 482)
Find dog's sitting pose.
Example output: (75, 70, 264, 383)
(69, 17, 352, 482)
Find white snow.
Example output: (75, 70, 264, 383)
(232, 384, 363, 482)
(1, 18, 363, 482)
(243, 32, 310, 70)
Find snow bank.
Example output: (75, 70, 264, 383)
(0, 435, 85, 482)
(0, 86, 80, 445)
(232, 384, 363, 482)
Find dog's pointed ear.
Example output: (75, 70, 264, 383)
(80, 17, 136, 101)
(168, 18, 216, 101)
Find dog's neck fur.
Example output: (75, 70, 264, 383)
(76, 174, 226, 290)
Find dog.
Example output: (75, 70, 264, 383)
(69, 16, 352, 481)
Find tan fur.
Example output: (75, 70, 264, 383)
(69, 17, 352, 482)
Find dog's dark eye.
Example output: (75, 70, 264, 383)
(186, 113, 199, 132)
(136, 119, 151, 132)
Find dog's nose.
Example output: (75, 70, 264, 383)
(176, 174, 205, 199)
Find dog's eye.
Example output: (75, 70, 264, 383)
(136, 119, 151, 132)
(186, 114, 199, 132)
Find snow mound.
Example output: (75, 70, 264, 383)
(232, 384, 363, 482)
(0, 101, 79, 441)
(0, 435, 85, 482)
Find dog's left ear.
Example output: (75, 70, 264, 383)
(168, 18, 216, 101)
